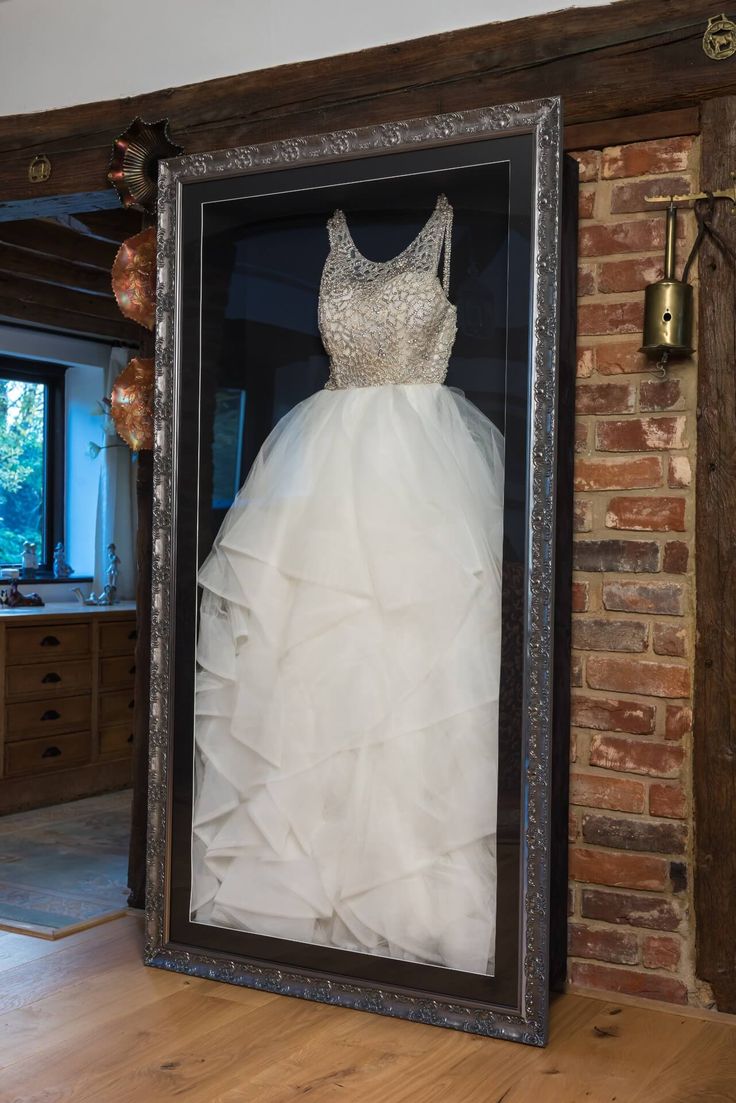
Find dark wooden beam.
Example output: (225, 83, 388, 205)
(564, 106, 700, 151)
(0, 0, 727, 205)
(0, 220, 116, 269)
(694, 94, 736, 1015)
(0, 242, 114, 296)
(0, 295, 139, 343)
(0, 271, 122, 323)
(74, 209, 145, 243)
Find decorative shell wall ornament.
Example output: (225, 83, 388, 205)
(108, 117, 183, 213)
(110, 356, 155, 452)
(111, 226, 157, 330)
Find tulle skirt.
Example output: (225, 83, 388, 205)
(190, 382, 505, 975)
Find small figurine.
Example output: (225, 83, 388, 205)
(97, 584, 117, 606)
(3, 579, 44, 607)
(53, 542, 73, 579)
(21, 541, 38, 575)
(106, 543, 121, 591)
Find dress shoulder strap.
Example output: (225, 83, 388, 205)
(437, 195, 454, 296)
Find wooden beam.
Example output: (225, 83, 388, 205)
(0, 295, 139, 343)
(564, 106, 700, 152)
(694, 94, 736, 1015)
(0, 272, 123, 323)
(0, 221, 115, 270)
(0, 242, 114, 296)
(0, 0, 725, 205)
(74, 209, 145, 244)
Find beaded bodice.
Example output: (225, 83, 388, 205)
(318, 194, 456, 390)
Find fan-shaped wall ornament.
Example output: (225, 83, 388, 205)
(108, 117, 183, 214)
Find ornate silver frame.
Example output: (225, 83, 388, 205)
(146, 97, 562, 1046)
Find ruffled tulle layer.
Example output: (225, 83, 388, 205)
(190, 382, 505, 975)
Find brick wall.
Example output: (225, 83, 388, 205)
(567, 137, 700, 1006)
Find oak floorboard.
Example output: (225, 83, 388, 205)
(0, 914, 734, 1103)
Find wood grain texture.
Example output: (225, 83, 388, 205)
(0, 1, 726, 205)
(0, 914, 734, 1101)
(694, 95, 736, 1015)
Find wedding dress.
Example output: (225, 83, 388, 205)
(190, 194, 505, 975)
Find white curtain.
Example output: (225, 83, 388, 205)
(93, 347, 137, 600)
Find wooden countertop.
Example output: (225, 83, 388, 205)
(0, 602, 136, 619)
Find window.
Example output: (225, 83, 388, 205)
(0, 356, 65, 571)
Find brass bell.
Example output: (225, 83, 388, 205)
(640, 201, 694, 371)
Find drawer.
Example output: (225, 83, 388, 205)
(100, 620, 138, 655)
(6, 623, 90, 663)
(99, 689, 135, 726)
(6, 659, 92, 699)
(6, 694, 91, 740)
(99, 724, 134, 757)
(5, 731, 90, 777)
(100, 655, 136, 689)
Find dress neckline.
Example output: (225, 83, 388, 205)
(333, 194, 447, 267)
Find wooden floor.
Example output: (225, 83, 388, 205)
(0, 914, 735, 1102)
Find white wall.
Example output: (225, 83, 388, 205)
(0, 0, 609, 118)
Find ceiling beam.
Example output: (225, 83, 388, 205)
(0, 220, 116, 269)
(0, 242, 114, 296)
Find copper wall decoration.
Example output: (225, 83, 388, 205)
(111, 226, 157, 331)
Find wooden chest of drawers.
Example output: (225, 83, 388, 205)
(0, 604, 136, 812)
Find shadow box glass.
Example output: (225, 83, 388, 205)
(145, 97, 576, 1046)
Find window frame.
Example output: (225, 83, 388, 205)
(0, 354, 66, 573)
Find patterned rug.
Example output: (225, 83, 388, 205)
(0, 790, 131, 938)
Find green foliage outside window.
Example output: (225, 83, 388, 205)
(0, 378, 45, 564)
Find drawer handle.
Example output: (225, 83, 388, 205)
(41, 745, 61, 758)
(128, 629, 137, 641)
(128, 699, 135, 710)
(127, 733, 134, 744)
(129, 664, 136, 675)
(41, 672, 62, 684)
(40, 635, 60, 647)
(41, 709, 61, 721)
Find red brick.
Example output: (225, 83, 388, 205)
(569, 848, 668, 891)
(587, 657, 689, 699)
(573, 540, 660, 573)
(602, 137, 694, 180)
(577, 345, 595, 378)
(569, 809, 580, 842)
(573, 150, 601, 183)
(572, 618, 648, 653)
(596, 416, 686, 452)
(572, 581, 589, 613)
(639, 378, 684, 411)
(574, 499, 593, 533)
(663, 540, 689, 574)
(642, 934, 682, 971)
(602, 581, 684, 616)
(570, 695, 656, 735)
(571, 653, 584, 687)
(581, 887, 682, 930)
(581, 813, 686, 854)
(665, 705, 692, 740)
(650, 783, 687, 819)
(596, 341, 650, 376)
(610, 175, 693, 214)
(574, 455, 662, 492)
(590, 734, 685, 778)
(605, 496, 686, 533)
(578, 263, 597, 297)
(654, 624, 687, 658)
(576, 382, 635, 415)
(579, 186, 596, 219)
(575, 421, 589, 453)
(579, 219, 666, 257)
(570, 772, 647, 813)
(569, 961, 687, 1004)
(668, 456, 691, 488)
(568, 922, 639, 965)
(578, 300, 644, 337)
(598, 256, 664, 294)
